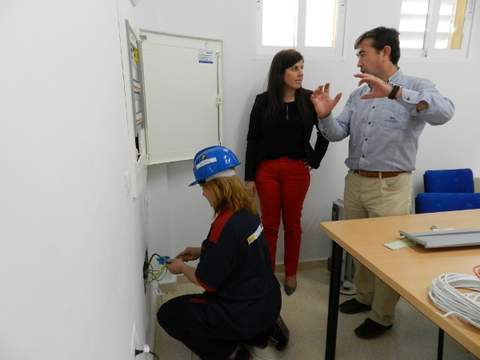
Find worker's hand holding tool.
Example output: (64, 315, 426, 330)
(176, 246, 201, 262)
(166, 258, 185, 274)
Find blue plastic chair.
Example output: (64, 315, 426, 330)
(423, 168, 474, 193)
(415, 168, 480, 214)
(415, 192, 480, 213)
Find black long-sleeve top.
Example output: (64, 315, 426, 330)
(245, 89, 329, 181)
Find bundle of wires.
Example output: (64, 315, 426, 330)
(145, 253, 170, 286)
(428, 272, 480, 329)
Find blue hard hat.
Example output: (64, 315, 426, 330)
(189, 145, 240, 186)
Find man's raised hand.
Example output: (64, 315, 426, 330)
(355, 73, 392, 100)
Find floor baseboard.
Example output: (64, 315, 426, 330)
(275, 258, 327, 273)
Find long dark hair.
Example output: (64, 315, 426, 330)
(266, 49, 304, 119)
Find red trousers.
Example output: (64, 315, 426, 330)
(255, 158, 310, 276)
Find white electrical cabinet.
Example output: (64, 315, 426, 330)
(139, 31, 223, 165)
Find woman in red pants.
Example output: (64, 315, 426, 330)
(245, 49, 329, 295)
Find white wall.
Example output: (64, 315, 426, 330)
(1, 1, 473, 356)
(1, 1, 148, 359)
(138, 0, 480, 264)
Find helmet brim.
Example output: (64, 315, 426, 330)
(188, 180, 199, 187)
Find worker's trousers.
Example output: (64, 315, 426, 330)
(344, 171, 412, 326)
(157, 294, 273, 360)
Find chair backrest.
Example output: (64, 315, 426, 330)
(423, 168, 474, 193)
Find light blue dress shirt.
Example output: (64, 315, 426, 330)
(318, 69, 455, 171)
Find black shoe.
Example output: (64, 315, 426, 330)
(233, 345, 252, 360)
(269, 316, 289, 351)
(284, 276, 297, 296)
(284, 283, 297, 296)
(244, 329, 269, 348)
(354, 318, 392, 339)
(339, 298, 371, 314)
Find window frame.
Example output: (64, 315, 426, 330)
(255, 0, 347, 59)
(400, 0, 476, 60)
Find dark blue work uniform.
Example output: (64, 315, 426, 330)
(158, 208, 281, 360)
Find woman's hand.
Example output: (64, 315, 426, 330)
(176, 246, 201, 262)
(310, 83, 342, 119)
(169, 260, 201, 287)
(167, 258, 185, 275)
(245, 181, 256, 196)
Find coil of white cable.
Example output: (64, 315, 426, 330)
(428, 273, 480, 329)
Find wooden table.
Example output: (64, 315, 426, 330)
(320, 209, 480, 360)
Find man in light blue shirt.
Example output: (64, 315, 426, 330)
(311, 26, 455, 339)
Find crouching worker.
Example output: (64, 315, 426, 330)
(157, 145, 288, 360)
